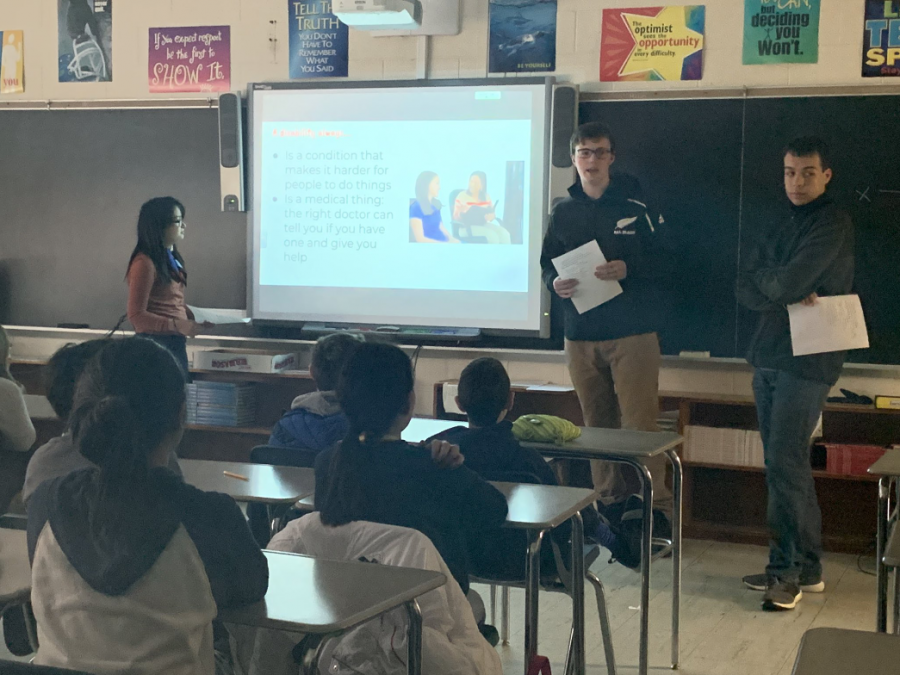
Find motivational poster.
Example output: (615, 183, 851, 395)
(57, 0, 112, 82)
(743, 0, 820, 65)
(148, 26, 231, 93)
(488, 0, 558, 74)
(0, 30, 25, 94)
(863, 0, 900, 77)
(600, 6, 705, 81)
(289, 0, 349, 79)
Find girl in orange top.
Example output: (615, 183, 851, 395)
(126, 197, 211, 379)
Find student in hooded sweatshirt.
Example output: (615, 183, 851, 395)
(23, 339, 182, 506)
(0, 324, 36, 455)
(27, 337, 268, 675)
(268, 332, 362, 451)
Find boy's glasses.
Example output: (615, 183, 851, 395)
(574, 148, 613, 160)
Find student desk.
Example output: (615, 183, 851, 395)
(522, 428, 684, 675)
(869, 449, 900, 633)
(493, 482, 599, 675)
(220, 550, 446, 675)
(791, 627, 900, 674)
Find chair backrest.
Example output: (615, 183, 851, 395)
(250, 445, 318, 469)
(0, 659, 93, 674)
(448, 189, 464, 238)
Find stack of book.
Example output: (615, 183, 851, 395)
(682, 425, 765, 468)
(186, 381, 256, 427)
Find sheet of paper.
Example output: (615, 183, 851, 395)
(551, 240, 623, 314)
(787, 294, 869, 356)
(510, 380, 549, 388)
(188, 306, 251, 325)
(526, 384, 576, 392)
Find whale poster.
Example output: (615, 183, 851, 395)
(489, 0, 557, 74)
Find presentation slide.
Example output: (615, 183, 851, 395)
(249, 82, 550, 333)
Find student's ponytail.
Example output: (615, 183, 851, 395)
(318, 342, 414, 526)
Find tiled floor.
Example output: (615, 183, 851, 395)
(479, 539, 878, 675)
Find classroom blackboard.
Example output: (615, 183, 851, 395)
(581, 94, 900, 365)
(0, 108, 246, 330)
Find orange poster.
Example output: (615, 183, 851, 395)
(0, 30, 25, 94)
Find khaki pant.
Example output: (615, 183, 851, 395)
(565, 333, 673, 516)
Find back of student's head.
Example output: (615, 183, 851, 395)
(69, 337, 185, 499)
(311, 332, 363, 392)
(458, 357, 511, 427)
(320, 343, 414, 526)
(0, 325, 12, 382)
(45, 340, 111, 420)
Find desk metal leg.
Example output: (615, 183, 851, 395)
(406, 600, 423, 675)
(524, 529, 546, 675)
(632, 459, 654, 675)
(877, 477, 891, 633)
(667, 449, 682, 670)
(501, 586, 510, 645)
(571, 511, 586, 675)
(297, 634, 326, 675)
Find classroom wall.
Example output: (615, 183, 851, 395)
(0, 0, 888, 102)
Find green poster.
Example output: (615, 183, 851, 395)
(743, 0, 820, 65)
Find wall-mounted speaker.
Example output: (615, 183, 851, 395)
(548, 84, 579, 213)
(218, 92, 245, 212)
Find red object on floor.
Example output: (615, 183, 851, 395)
(824, 443, 886, 476)
(527, 655, 552, 675)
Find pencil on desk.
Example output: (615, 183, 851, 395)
(223, 470, 249, 481)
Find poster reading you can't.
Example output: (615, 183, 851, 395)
(743, 0, 820, 65)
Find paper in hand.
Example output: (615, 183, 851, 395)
(188, 306, 251, 325)
(551, 240, 623, 314)
(787, 294, 869, 356)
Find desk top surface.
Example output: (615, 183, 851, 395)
(181, 460, 315, 504)
(402, 418, 466, 443)
(494, 482, 597, 530)
(522, 427, 683, 460)
(220, 550, 446, 633)
(0, 529, 30, 603)
(868, 449, 900, 477)
(791, 628, 900, 674)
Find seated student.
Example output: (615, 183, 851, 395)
(431, 357, 629, 577)
(0, 325, 36, 454)
(27, 337, 268, 675)
(23, 339, 182, 506)
(315, 342, 508, 595)
(268, 332, 361, 451)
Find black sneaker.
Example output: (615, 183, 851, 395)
(762, 580, 802, 611)
(743, 572, 824, 593)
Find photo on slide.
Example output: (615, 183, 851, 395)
(409, 163, 525, 245)
(58, 0, 112, 83)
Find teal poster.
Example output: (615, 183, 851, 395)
(743, 0, 820, 65)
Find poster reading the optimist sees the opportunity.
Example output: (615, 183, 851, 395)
(863, 0, 900, 77)
(600, 6, 705, 81)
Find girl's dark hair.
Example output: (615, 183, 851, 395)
(126, 197, 188, 284)
(469, 171, 488, 201)
(44, 339, 111, 419)
(414, 171, 439, 216)
(69, 337, 186, 501)
(318, 343, 414, 526)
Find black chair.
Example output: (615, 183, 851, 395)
(474, 471, 616, 675)
(247, 444, 320, 546)
(446, 189, 489, 244)
(0, 661, 92, 675)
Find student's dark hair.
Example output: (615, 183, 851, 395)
(458, 357, 511, 427)
(126, 197, 188, 284)
(311, 332, 364, 391)
(69, 337, 186, 501)
(318, 343, 414, 526)
(44, 339, 111, 420)
(414, 171, 440, 216)
(784, 136, 832, 172)
(570, 121, 616, 155)
(469, 171, 488, 200)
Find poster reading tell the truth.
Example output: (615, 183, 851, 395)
(148, 26, 231, 93)
(289, 0, 348, 78)
(601, 6, 705, 81)
(863, 0, 900, 77)
(743, 0, 820, 65)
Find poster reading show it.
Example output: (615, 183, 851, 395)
(863, 0, 900, 77)
(743, 0, 820, 65)
(488, 0, 558, 74)
(289, 0, 348, 79)
(601, 6, 705, 81)
(149, 26, 231, 93)
(0, 30, 25, 94)
(58, 0, 112, 82)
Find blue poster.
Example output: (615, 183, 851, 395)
(863, 0, 900, 77)
(289, 0, 348, 79)
(489, 0, 557, 74)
